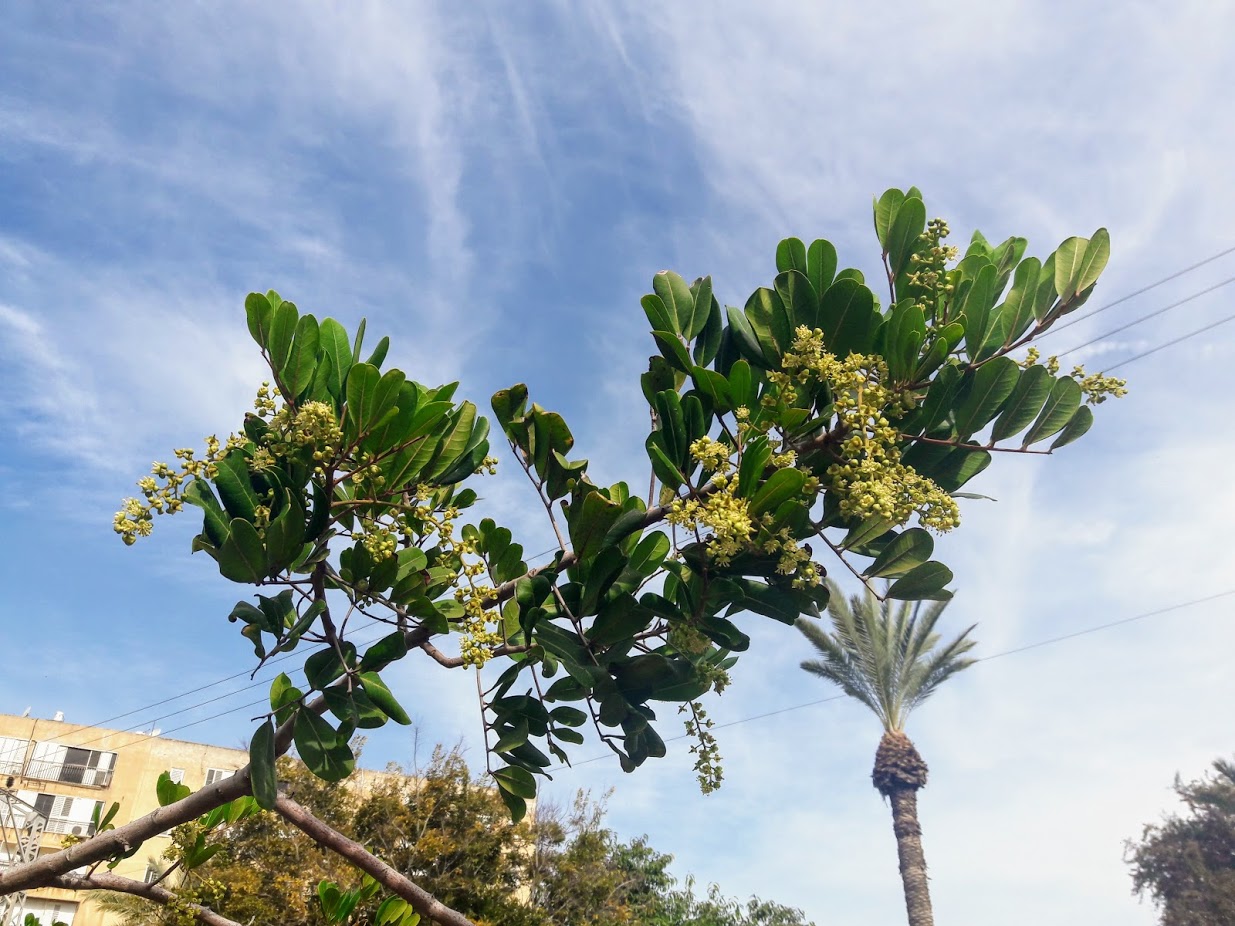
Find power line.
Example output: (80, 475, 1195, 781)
(1040, 245, 1235, 340)
(1054, 275, 1235, 359)
(1101, 311, 1235, 373)
(560, 586, 1235, 771)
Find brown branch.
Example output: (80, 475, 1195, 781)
(418, 639, 529, 669)
(273, 794, 479, 926)
(50, 872, 243, 926)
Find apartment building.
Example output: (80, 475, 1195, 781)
(0, 711, 252, 926)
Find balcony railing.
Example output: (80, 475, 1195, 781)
(21, 760, 113, 788)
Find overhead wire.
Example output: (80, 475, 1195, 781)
(559, 586, 1235, 770)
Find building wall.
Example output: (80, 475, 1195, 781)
(0, 712, 250, 926)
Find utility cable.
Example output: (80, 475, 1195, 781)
(1039, 245, 1235, 340)
(560, 586, 1235, 770)
(1101, 311, 1235, 373)
(1054, 275, 1235, 359)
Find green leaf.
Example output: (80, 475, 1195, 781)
(183, 478, 230, 548)
(293, 710, 355, 782)
(269, 300, 298, 369)
(818, 277, 878, 357)
(219, 518, 267, 583)
(498, 787, 528, 823)
(318, 318, 353, 398)
(265, 489, 306, 573)
(283, 314, 320, 398)
(748, 467, 807, 517)
(1053, 236, 1088, 300)
(1023, 376, 1082, 446)
(360, 631, 409, 672)
(214, 452, 259, 522)
(887, 561, 954, 601)
(270, 673, 302, 725)
(998, 257, 1042, 345)
(641, 294, 675, 333)
(874, 189, 905, 250)
(725, 305, 769, 369)
(1050, 405, 1094, 450)
(887, 195, 926, 276)
(775, 269, 821, 332)
(652, 270, 695, 335)
(156, 771, 191, 807)
(492, 765, 538, 799)
(953, 358, 1020, 438)
(687, 275, 714, 339)
(776, 237, 808, 274)
(550, 705, 588, 727)
(245, 292, 273, 348)
(863, 528, 933, 578)
(652, 331, 693, 374)
(249, 720, 278, 810)
(807, 239, 839, 299)
(1074, 228, 1110, 295)
(358, 671, 412, 725)
(990, 364, 1052, 442)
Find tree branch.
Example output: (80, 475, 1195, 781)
(49, 872, 243, 926)
(273, 794, 479, 926)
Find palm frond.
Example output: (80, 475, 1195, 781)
(797, 579, 978, 732)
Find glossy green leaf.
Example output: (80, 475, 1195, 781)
(268, 300, 298, 369)
(293, 710, 355, 782)
(359, 631, 410, 672)
(749, 467, 807, 517)
(157, 771, 191, 807)
(863, 528, 933, 578)
(990, 363, 1052, 442)
(807, 238, 838, 299)
(641, 294, 675, 334)
(492, 765, 537, 799)
(725, 305, 769, 369)
(998, 256, 1042, 345)
(887, 561, 954, 601)
(776, 237, 808, 274)
(219, 518, 266, 583)
(887, 195, 926, 276)
(652, 270, 694, 335)
(283, 314, 320, 398)
(874, 189, 905, 250)
(1074, 228, 1110, 295)
(1050, 404, 1094, 449)
(953, 358, 1020, 437)
(249, 720, 278, 810)
(1053, 236, 1088, 300)
(214, 452, 258, 522)
(818, 277, 878, 357)
(318, 318, 353, 398)
(652, 331, 693, 374)
(1023, 376, 1082, 446)
(245, 292, 273, 348)
(358, 671, 412, 725)
(687, 275, 714, 339)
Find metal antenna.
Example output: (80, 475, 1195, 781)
(0, 783, 47, 926)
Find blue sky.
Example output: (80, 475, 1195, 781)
(2, 2, 1235, 923)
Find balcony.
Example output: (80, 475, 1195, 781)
(21, 760, 113, 789)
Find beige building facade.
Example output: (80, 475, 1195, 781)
(0, 711, 252, 926)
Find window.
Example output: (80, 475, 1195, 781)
(204, 768, 235, 786)
(25, 743, 115, 787)
(22, 898, 79, 926)
(168, 768, 185, 784)
(21, 791, 102, 836)
(144, 864, 163, 884)
(0, 736, 29, 775)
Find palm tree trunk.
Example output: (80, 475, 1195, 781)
(888, 786, 933, 926)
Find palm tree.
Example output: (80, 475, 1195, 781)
(796, 580, 976, 926)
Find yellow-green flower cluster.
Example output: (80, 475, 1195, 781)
(906, 217, 959, 313)
(1071, 365, 1128, 405)
(361, 526, 398, 562)
(1021, 346, 1060, 375)
(777, 326, 959, 533)
(667, 479, 754, 567)
(113, 438, 239, 545)
(1021, 349, 1128, 405)
(680, 700, 723, 795)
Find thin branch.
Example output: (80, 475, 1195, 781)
(273, 794, 480, 926)
(418, 639, 529, 669)
(815, 527, 883, 600)
(50, 872, 243, 926)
